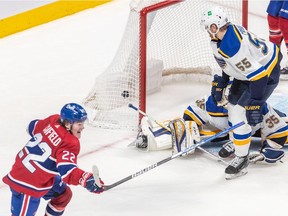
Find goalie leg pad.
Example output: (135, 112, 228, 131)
(169, 118, 199, 156)
(170, 118, 187, 155)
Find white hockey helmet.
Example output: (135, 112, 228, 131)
(200, 6, 229, 34)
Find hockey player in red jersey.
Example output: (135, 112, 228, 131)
(2, 103, 104, 216)
(267, 0, 288, 74)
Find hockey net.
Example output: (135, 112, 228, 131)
(82, 0, 248, 130)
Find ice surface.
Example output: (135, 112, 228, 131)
(0, 0, 288, 215)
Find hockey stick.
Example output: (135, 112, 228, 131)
(103, 121, 245, 191)
(197, 146, 228, 165)
(92, 165, 101, 187)
(128, 103, 228, 164)
(128, 103, 171, 131)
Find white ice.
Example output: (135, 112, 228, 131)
(0, 0, 288, 215)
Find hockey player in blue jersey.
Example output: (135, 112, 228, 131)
(199, 6, 283, 179)
(133, 95, 288, 177)
(185, 96, 288, 165)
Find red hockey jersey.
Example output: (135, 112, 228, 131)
(2, 114, 86, 197)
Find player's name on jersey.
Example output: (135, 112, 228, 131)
(43, 124, 62, 146)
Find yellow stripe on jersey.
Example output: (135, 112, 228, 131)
(218, 49, 230, 58)
(232, 25, 243, 43)
(266, 130, 288, 140)
(207, 111, 228, 117)
(199, 129, 221, 136)
(184, 110, 203, 126)
(266, 45, 279, 77)
(250, 69, 268, 81)
(233, 137, 251, 146)
(250, 45, 279, 81)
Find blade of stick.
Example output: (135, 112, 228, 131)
(92, 165, 101, 187)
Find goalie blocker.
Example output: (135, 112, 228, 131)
(133, 117, 200, 155)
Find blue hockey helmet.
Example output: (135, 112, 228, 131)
(60, 103, 87, 124)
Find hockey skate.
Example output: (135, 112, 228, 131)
(225, 155, 249, 180)
(218, 141, 234, 158)
(248, 151, 264, 163)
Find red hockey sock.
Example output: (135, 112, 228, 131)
(268, 14, 283, 45)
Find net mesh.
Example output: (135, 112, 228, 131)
(82, 0, 244, 130)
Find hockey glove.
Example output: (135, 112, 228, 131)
(79, 172, 104, 194)
(211, 74, 228, 104)
(245, 99, 263, 126)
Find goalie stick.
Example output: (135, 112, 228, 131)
(128, 103, 171, 131)
(128, 103, 228, 165)
(103, 120, 245, 191)
(196, 145, 228, 165)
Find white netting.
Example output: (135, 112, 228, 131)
(82, 0, 244, 130)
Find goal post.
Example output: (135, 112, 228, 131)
(82, 0, 248, 130)
(139, 0, 183, 120)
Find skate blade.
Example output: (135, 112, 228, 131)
(225, 168, 248, 180)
